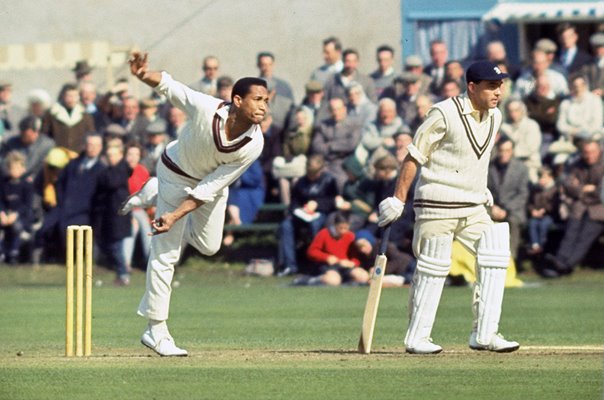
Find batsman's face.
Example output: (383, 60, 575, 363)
(237, 85, 269, 124)
(469, 80, 503, 112)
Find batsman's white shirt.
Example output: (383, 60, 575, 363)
(138, 72, 264, 321)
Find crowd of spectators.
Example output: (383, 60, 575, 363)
(1, 22, 604, 284)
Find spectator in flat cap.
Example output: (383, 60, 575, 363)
(581, 32, 604, 98)
(392, 72, 423, 126)
(534, 38, 566, 75)
(403, 55, 433, 96)
(300, 80, 330, 127)
(141, 118, 169, 176)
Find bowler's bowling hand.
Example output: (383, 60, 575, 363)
(150, 212, 176, 235)
(377, 196, 404, 227)
(129, 52, 149, 79)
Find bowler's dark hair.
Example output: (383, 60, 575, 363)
(231, 77, 267, 102)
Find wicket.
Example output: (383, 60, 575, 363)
(66, 225, 93, 357)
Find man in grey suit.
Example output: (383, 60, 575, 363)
(488, 136, 530, 261)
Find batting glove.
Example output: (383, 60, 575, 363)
(378, 196, 405, 227)
(485, 188, 494, 207)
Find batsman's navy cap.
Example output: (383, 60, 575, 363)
(466, 60, 509, 83)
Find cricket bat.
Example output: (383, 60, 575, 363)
(358, 226, 391, 354)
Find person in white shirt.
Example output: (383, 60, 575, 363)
(378, 61, 520, 354)
(122, 52, 269, 357)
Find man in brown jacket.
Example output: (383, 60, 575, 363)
(541, 140, 604, 277)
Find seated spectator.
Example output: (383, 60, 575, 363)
(276, 155, 338, 276)
(167, 106, 187, 139)
(216, 76, 234, 102)
(300, 80, 330, 127)
(294, 212, 367, 286)
(514, 49, 569, 100)
(500, 99, 542, 183)
(0, 82, 26, 137)
(26, 89, 52, 119)
(392, 72, 422, 126)
(42, 83, 95, 153)
(346, 82, 377, 127)
(488, 136, 530, 262)
(310, 97, 362, 191)
(556, 74, 603, 143)
(272, 107, 313, 205)
(122, 143, 152, 271)
(403, 55, 433, 96)
(541, 140, 604, 278)
(526, 166, 559, 255)
(353, 229, 416, 287)
(524, 74, 563, 157)
(94, 144, 132, 286)
(408, 94, 433, 133)
(0, 116, 55, 182)
(0, 152, 34, 264)
(334, 156, 375, 231)
(141, 119, 169, 176)
(360, 98, 406, 165)
(444, 60, 466, 93)
(223, 159, 265, 246)
(440, 79, 462, 100)
(324, 48, 376, 103)
(485, 40, 520, 80)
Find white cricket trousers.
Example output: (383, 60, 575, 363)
(137, 161, 227, 321)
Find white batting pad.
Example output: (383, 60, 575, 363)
(405, 235, 453, 349)
(474, 223, 510, 345)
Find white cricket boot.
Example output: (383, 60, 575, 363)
(119, 177, 158, 215)
(141, 325, 188, 357)
(469, 331, 519, 353)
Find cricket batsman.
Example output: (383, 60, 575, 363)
(121, 52, 268, 356)
(378, 61, 520, 354)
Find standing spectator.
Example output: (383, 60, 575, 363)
(524, 74, 563, 155)
(534, 38, 566, 75)
(424, 40, 449, 97)
(310, 36, 343, 86)
(0, 82, 26, 137)
(0, 116, 55, 182)
(310, 97, 362, 191)
(72, 60, 93, 84)
(191, 56, 220, 96)
(346, 82, 377, 127)
(514, 50, 569, 99)
(526, 166, 559, 255)
(94, 145, 132, 286)
(296, 212, 367, 286)
(370, 45, 397, 99)
(541, 140, 604, 277)
(257, 52, 294, 102)
(121, 143, 152, 272)
(276, 155, 338, 276)
(323, 48, 376, 103)
(582, 32, 604, 99)
(556, 23, 592, 75)
(500, 100, 542, 183)
(444, 60, 466, 93)
(0, 152, 34, 264)
(488, 137, 530, 262)
(485, 40, 519, 79)
(556, 74, 604, 142)
(118, 96, 147, 143)
(42, 83, 95, 154)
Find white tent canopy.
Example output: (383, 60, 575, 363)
(482, 1, 604, 23)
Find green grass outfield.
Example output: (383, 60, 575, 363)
(0, 260, 602, 400)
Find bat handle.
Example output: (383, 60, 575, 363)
(379, 225, 391, 255)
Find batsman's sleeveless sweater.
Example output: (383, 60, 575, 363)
(413, 96, 502, 220)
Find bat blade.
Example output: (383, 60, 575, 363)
(358, 253, 388, 354)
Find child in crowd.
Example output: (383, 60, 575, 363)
(353, 229, 416, 287)
(295, 212, 367, 286)
(0, 151, 34, 264)
(527, 166, 559, 254)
